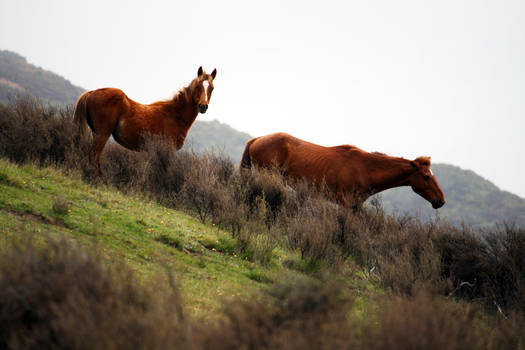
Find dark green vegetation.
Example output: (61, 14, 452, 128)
(1, 96, 525, 348)
(0, 50, 84, 105)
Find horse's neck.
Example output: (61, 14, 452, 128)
(170, 90, 199, 128)
(178, 103, 199, 128)
(366, 156, 414, 194)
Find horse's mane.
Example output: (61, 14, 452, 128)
(169, 77, 199, 106)
(147, 79, 197, 109)
(372, 152, 431, 165)
(371, 151, 388, 156)
(365, 151, 414, 171)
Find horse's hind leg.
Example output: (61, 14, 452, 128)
(90, 131, 111, 176)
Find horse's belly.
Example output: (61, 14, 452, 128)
(112, 119, 142, 151)
(286, 162, 334, 189)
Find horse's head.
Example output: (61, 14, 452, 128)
(192, 66, 217, 114)
(408, 156, 445, 209)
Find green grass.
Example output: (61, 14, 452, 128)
(0, 158, 380, 319)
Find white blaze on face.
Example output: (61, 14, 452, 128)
(202, 80, 209, 103)
(429, 168, 434, 176)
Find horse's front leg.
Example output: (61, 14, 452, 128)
(175, 134, 187, 150)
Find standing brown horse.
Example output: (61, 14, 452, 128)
(73, 66, 217, 175)
(241, 132, 445, 209)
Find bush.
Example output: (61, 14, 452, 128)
(435, 224, 525, 313)
(285, 196, 341, 264)
(137, 136, 196, 199)
(194, 277, 525, 350)
(52, 196, 70, 216)
(194, 276, 355, 350)
(0, 96, 88, 168)
(0, 235, 188, 349)
(233, 196, 278, 265)
(243, 167, 289, 219)
(179, 154, 232, 223)
(361, 291, 523, 350)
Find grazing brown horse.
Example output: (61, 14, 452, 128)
(73, 66, 217, 175)
(241, 132, 445, 209)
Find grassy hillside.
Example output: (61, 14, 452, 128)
(0, 50, 84, 105)
(1, 97, 524, 347)
(1, 139, 524, 349)
(2, 158, 366, 318)
(378, 163, 525, 229)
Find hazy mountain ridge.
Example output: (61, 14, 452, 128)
(377, 163, 525, 229)
(0, 50, 84, 105)
(2, 49, 523, 229)
(184, 119, 252, 162)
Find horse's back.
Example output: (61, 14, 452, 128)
(85, 88, 132, 109)
(248, 132, 300, 168)
(249, 132, 353, 167)
(248, 133, 365, 191)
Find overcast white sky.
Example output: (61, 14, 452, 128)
(1, 0, 524, 198)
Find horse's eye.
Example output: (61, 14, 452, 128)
(423, 175, 430, 181)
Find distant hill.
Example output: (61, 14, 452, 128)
(0, 50, 84, 105)
(2, 49, 523, 229)
(184, 119, 251, 162)
(376, 163, 525, 229)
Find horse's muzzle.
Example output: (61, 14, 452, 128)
(431, 199, 445, 209)
(198, 104, 208, 113)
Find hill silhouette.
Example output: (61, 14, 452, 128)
(377, 163, 525, 229)
(184, 119, 251, 162)
(0, 50, 84, 105)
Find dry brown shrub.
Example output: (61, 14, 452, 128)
(243, 167, 289, 218)
(361, 291, 523, 350)
(179, 154, 232, 223)
(285, 197, 341, 264)
(0, 235, 188, 349)
(194, 276, 355, 350)
(0, 96, 87, 167)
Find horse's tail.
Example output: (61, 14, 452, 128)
(73, 91, 91, 139)
(240, 137, 258, 171)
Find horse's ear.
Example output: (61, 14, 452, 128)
(211, 68, 217, 80)
(197, 66, 203, 77)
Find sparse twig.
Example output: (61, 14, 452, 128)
(446, 281, 475, 299)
